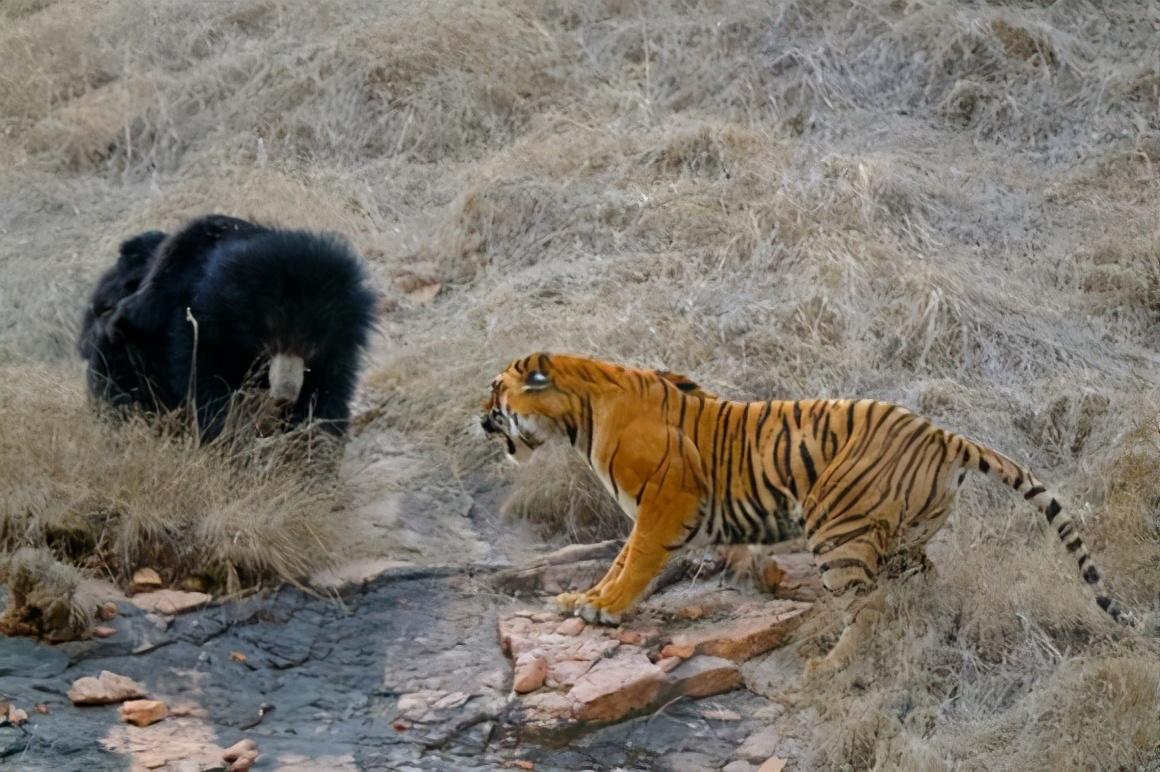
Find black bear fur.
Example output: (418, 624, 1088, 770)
(81, 214, 378, 443)
(79, 230, 171, 411)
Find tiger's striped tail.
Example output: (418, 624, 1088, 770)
(962, 438, 1135, 627)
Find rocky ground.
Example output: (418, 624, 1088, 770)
(1, 543, 821, 771)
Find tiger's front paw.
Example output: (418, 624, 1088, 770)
(553, 592, 587, 614)
(576, 600, 622, 626)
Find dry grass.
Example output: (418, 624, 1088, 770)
(0, 367, 341, 593)
(2, 0, 1159, 766)
(0, 547, 96, 642)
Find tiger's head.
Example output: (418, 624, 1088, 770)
(480, 352, 711, 464)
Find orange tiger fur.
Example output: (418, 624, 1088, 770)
(481, 353, 1133, 671)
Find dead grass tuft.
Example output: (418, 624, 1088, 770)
(0, 367, 342, 594)
(498, 445, 630, 543)
(989, 18, 1056, 66)
(0, 547, 96, 642)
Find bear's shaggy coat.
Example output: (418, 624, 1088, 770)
(81, 215, 377, 442)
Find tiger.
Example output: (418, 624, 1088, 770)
(480, 352, 1134, 673)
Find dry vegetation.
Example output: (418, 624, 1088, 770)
(0, 367, 340, 593)
(1, 0, 1158, 767)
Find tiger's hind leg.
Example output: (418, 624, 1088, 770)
(807, 541, 938, 675)
(886, 547, 937, 582)
(804, 515, 895, 675)
(806, 583, 886, 675)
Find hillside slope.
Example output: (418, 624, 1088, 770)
(1, 1, 1158, 768)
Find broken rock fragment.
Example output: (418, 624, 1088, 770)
(664, 600, 810, 662)
(119, 699, 168, 726)
(223, 738, 261, 770)
(129, 590, 211, 615)
(130, 568, 163, 594)
(666, 656, 743, 699)
(555, 617, 585, 636)
(570, 651, 665, 722)
(69, 671, 147, 705)
(223, 738, 258, 762)
(513, 653, 548, 694)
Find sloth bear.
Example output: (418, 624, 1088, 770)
(81, 214, 378, 443)
(79, 229, 171, 411)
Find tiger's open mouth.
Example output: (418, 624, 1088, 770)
(480, 409, 542, 461)
(479, 412, 518, 455)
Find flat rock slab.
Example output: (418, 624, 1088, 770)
(665, 600, 811, 662)
(69, 671, 147, 705)
(498, 582, 810, 737)
(0, 636, 70, 679)
(3, 569, 788, 770)
(128, 590, 212, 615)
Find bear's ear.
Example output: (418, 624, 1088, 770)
(102, 296, 141, 344)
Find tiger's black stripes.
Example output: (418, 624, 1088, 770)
(481, 353, 1135, 645)
(583, 395, 595, 464)
(800, 441, 817, 487)
(607, 441, 621, 501)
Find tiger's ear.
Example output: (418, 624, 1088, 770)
(656, 369, 712, 398)
(524, 370, 551, 391)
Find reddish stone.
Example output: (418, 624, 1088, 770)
(660, 642, 695, 660)
(674, 604, 707, 621)
(229, 752, 259, 772)
(222, 739, 258, 762)
(666, 656, 742, 699)
(513, 654, 548, 694)
(69, 671, 147, 705)
(520, 690, 573, 721)
(764, 552, 822, 601)
(546, 658, 594, 688)
(129, 590, 211, 616)
(570, 652, 665, 722)
(616, 628, 655, 646)
(666, 601, 810, 662)
(498, 615, 541, 658)
(119, 699, 168, 727)
(130, 568, 163, 594)
(555, 635, 618, 663)
(555, 617, 585, 636)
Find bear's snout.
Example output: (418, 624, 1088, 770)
(269, 353, 305, 404)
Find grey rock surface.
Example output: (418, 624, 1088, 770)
(1, 570, 769, 771)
